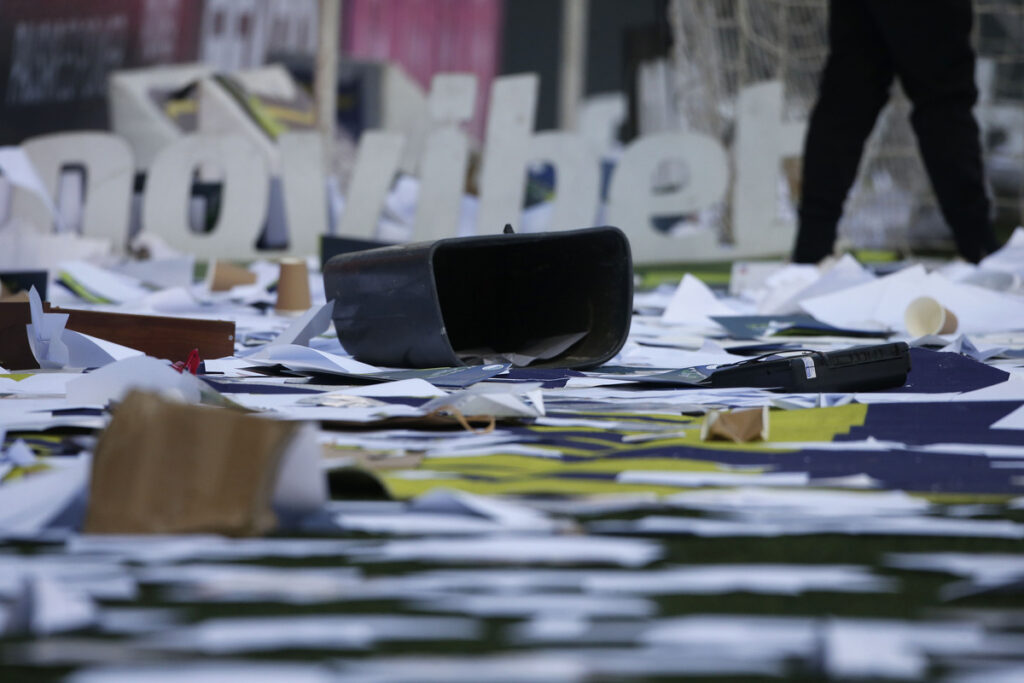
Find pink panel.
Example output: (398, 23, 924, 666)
(343, 0, 503, 140)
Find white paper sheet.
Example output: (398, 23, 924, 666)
(0, 455, 90, 537)
(661, 273, 737, 327)
(589, 514, 1024, 539)
(664, 487, 931, 517)
(0, 224, 110, 272)
(758, 254, 875, 315)
(25, 286, 70, 369)
(146, 615, 480, 654)
(991, 404, 1024, 430)
(263, 300, 334, 348)
(803, 264, 1024, 334)
(419, 383, 545, 419)
(617, 470, 810, 488)
(0, 146, 59, 221)
(64, 355, 203, 405)
(67, 662, 338, 683)
(111, 256, 195, 290)
(58, 261, 151, 304)
(0, 554, 135, 600)
(351, 535, 663, 567)
(2, 575, 98, 636)
(244, 344, 379, 375)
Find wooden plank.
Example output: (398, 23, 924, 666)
(0, 302, 235, 370)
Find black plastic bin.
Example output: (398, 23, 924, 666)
(323, 226, 633, 369)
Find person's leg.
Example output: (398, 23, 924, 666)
(793, 0, 895, 263)
(870, 0, 998, 263)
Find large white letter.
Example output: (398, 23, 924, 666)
(730, 80, 805, 255)
(476, 74, 539, 233)
(477, 74, 600, 234)
(528, 131, 599, 230)
(413, 73, 476, 242)
(279, 130, 327, 257)
(335, 131, 405, 241)
(142, 134, 270, 258)
(606, 132, 729, 263)
(20, 132, 134, 249)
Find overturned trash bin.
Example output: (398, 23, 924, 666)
(323, 226, 633, 369)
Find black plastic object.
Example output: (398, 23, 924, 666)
(320, 234, 395, 269)
(323, 226, 633, 369)
(706, 342, 912, 393)
(0, 270, 47, 300)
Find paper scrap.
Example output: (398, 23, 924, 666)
(2, 576, 98, 636)
(661, 273, 737, 327)
(265, 300, 334, 348)
(700, 406, 770, 443)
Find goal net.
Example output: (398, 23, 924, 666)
(667, 0, 1024, 254)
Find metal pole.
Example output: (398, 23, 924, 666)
(316, 0, 342, 162)
(559, 0, 589, 130)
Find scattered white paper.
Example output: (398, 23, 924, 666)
(419, 383, 545, 419)
(0, 455, 90, 536)
(2, 575, 98, 636)
(25, 286, 70, 369)
(67, 662, 338, 683)
(146, 615, 479, 654)
(64, 355, 203, 405)
(589, 515, 1024, 539)
(351, 535, 663, 567)
(59, 260, 151, 304)
(661, 273, 737, 328)
(617, 470, 809, 488)
(0, 223, 109, 272)
(264, 300, 335, 348)
(991, 404, 1024, 430)
(111, 256, 195, 290)
(244, 344, 379, 375)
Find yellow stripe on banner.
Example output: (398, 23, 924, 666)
(380, 405, 872, 499)
(532, 458, 768, 475)
(420, 456, 762, 479)
(768, 403, 868, 441)
(918, 492, 1018, 505)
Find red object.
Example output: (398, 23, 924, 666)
(172, 348, 201, 375)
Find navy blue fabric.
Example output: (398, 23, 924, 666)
(840, 401, 1024, 446)
(580, 443, 1024, 495)
(202, 378, 321, 394)
(490, 367, 585, 388)
(887, 348, 1008, 393)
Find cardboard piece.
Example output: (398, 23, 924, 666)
(208, 260, 258, 291)
(85, 391, 323, 536)
(701, 406, 771, 443)
(275, 258, 311, 314)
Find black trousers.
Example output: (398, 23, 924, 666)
(792, 0, 998, 264)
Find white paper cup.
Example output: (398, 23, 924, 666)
(275, 258, 311, 314)
(904, 296, 958, 337)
